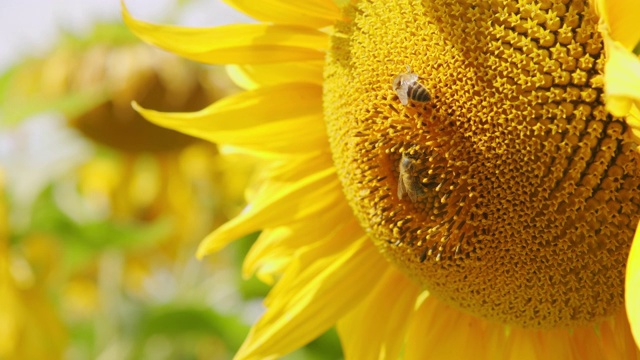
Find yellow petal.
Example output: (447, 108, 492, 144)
(599, 316, 640, 360)
(223, 0, 341, 28)
(250, 151, 331, 184)
(197, 156, 341, 257)
(122, 4, 328, 64)
(532, 332, 573, 360)
(505, 328, 573, 360)
(405, 297, 511, 360)
(604, 38, 640, 117)
(627, 222, 640, 350)
(625, 105, 640, 144)
(226, 62, 323, 90)
(263, 217, 365, 305)
(337, 266, 420, 360)
(243, 200, 354, 282)
(569, 309, 640, 359)
(234, 236, 388, 360)
(244, 227, 292, 284)
(133, 83, 327, 155)
(597, 0, 640, 51)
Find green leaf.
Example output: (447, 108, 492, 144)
(0, 83, 109, 126)
(22, 187, 172, 269)
(131, 304, 250, 358)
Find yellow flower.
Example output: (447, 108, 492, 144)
(125, 0, 640, 358)
(0, 171, 68, 360)
(596, 0, 640, 351)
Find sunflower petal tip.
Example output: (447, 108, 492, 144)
(130, 100, 144, 112)
(233, 341, 274, 360)
(626, 224, 640, 349)
(195, 230, 232, 258)
(195, 243, 212, 259)
(120, 0, 132, 20)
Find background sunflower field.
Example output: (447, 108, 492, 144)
(0, 1, 342, 359)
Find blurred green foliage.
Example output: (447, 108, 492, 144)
(6, 184, 344, 359)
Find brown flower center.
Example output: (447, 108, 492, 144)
(64, 45, 215, 153)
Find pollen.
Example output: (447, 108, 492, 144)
(324, 0, 640, 328)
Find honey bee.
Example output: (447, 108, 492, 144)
(392, 65, 431, 106)
(397, 153, 427, 202)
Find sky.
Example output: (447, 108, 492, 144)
(0, 0, 254, 72)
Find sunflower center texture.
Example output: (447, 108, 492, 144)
(324, 0, 640, 328)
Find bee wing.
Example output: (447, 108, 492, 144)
(397, 173, 406, 200)
(407, 176, 427, 203)
(397, 85, 409, 105)
(408, 182, 418, 203)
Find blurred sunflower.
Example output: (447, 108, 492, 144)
(125, 0, 640, 359)
(0, 171, 67, 359)
(2, 23, 248, 254)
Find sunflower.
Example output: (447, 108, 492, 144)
(125, 0, 640, 358)
(0, 171, 68, 360)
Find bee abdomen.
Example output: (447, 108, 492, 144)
(408, 84, 431, 103)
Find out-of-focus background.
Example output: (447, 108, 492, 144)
(0, 1, 342, 359)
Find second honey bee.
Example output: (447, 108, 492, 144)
(392, 65, 431, 106)
(397, 153, 427, 202)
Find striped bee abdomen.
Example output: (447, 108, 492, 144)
(407, 83, 431, 103)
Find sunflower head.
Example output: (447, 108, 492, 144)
(325, 0, 640, 329)
(66, 43, 218, 153)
